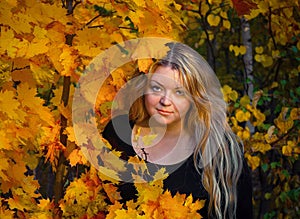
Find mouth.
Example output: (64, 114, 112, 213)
(156, 109, 173, 116)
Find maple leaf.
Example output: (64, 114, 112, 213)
(152, 168, 168, 183)
(231, 0, 258, 16)
(59, 45, 79, 77)
(135, 181, 163, 204)
(0, 90, 20, 120)
(0, 204, 15, 219)
(0, 130, 12, 150)
(102, 183, 121, 204)
(25, 26, 50, 58)
(0, 156, 10, 181)
(97, 166, 122, 183)
(127, 156, 149, 180)
(67, 148, 88, 167)
(29, 60, 55, 84)
(105, 201, 123, 219)
(97, 147, 127, 173)
(138, 58, 153, 73)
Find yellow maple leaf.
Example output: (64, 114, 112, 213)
(152, 167, 168, 183)
(142, 133, 158, 146)
(138, 59, 153, 73)
(105, 201, 123, 219)
(136, 181, 163, 204)
(0, 156, 10, 181)
(184, 194, 205, 217)
(110, 68, 126, 89)
(102, 183, 121, 204)
(59, 45, 79, 77)
(97, 166, 121, 183)
(68, 148, 88, 167)
(0, 90, 20, 120)
(0, 28, 24, 58)
(26, 39, 49, 59)
(0, 130, 12, 150)
(114, 208, 139, 219)
(158, 191, 189, 218)
(0, 205, 14, 219)
(21, 175, 40, 198)
(29, 61, 55, 85)
(17, 83, 55, 126)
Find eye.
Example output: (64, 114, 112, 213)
(175, 89, 185, 96)
(151, 85, 162, 92)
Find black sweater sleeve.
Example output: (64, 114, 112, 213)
(236, 160, 254, 219)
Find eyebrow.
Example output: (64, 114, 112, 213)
(149, 79, 183, 89)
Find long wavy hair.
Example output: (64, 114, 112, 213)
(129, 42, 244, 218)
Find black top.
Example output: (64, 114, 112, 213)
(101, 115, 253, 219)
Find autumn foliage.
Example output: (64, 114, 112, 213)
(0, 0, 299, 218)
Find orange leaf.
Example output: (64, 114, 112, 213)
(68, 149, 87, 167)
(231, 0, 258, 16)
(0, 90, 20, 119)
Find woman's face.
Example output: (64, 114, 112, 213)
(144, 65, 191, 128)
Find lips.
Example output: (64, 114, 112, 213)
(156, 109, 173, 116)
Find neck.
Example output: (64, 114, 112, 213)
(132, 122, 194, 165)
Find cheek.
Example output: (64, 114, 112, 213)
(144, 94, 159, 110)
(174, 99, 191, 115)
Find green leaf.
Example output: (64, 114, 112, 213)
(264, 192, 271, 200)
(279, 191, 288, 202)
(94, 5, 113, 17)
(270, 162, 282, 169)
(291, 45, 298, 53)
(295, 87, 300, 96)
(280, 80, 287, 87)
(234, 102, 240, 108)
(261, 163, 269, 172)
(281, 169, 290, 179)
(263, 211, 276, 219)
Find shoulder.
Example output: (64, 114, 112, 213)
(102, 114, 136, 159)
(102, 114, 133, 137)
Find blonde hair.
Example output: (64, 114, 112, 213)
(129, 42, 244, 218)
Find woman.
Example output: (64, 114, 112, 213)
(102, 42, 253, 218)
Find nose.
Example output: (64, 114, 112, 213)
(159, 94, 172, 106)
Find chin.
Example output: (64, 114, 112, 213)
(153, 116, 180, 127)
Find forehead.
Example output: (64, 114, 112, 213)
(150, 66, 183, 86)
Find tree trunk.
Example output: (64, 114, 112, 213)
(241, 17, 255, 134)
(53, 1, 74, 218)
